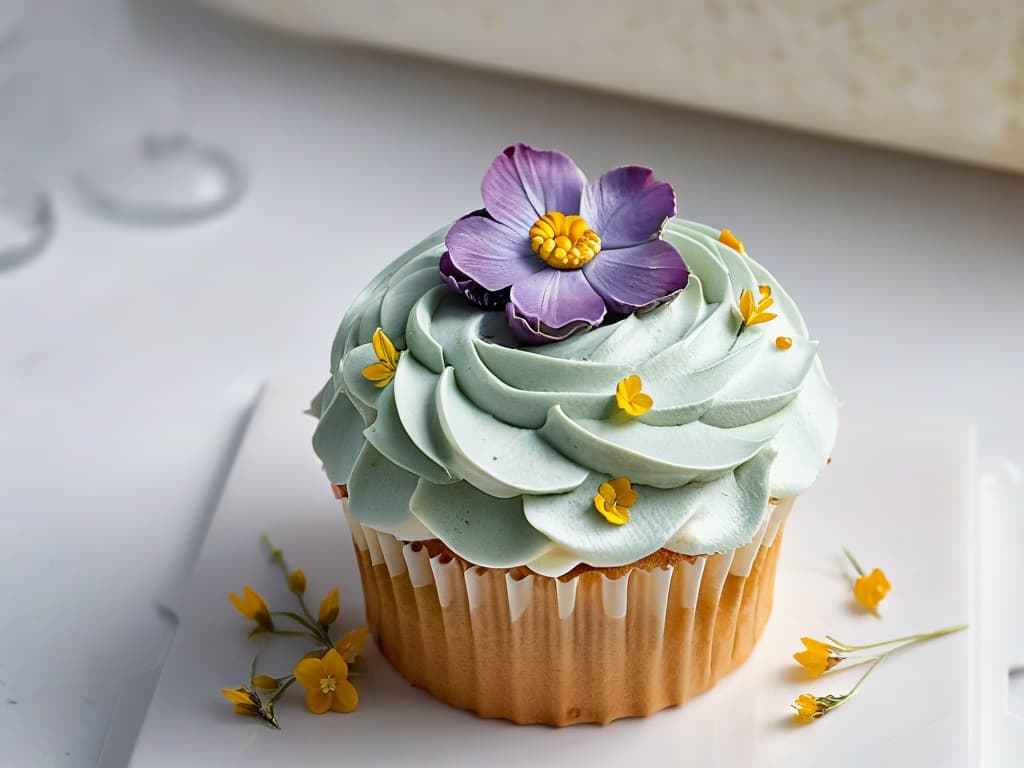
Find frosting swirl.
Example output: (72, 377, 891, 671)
(314, 218, 838, 576)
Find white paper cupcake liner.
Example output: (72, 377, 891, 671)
(343, 497, 793, 726)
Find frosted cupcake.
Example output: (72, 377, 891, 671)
(312, 144, 837, 726)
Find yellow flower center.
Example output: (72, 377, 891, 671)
(529, 211, 601, 269)
(319, 675, 337, 694)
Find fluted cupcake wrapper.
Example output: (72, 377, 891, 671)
(343, 498, 793, 726)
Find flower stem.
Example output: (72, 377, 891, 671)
(296, 593, 326, 639)
(267, 675, 296, 705)
(270, 629, 317, 639)
(826, 623, 967, 653)
(262, 533, 291, 580)
(846, 655, 883, 699)
(270, 610, 322, 636)
(263, 534, 334, 647)
(270, 611, 332, 647)
(842, 546, 865, 576)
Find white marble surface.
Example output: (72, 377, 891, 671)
(127, 382, 976, 767)
(205, 0, 1024, 174)
(1, 1, 1022, 766)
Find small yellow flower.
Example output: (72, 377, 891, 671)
(362, 328, 400, 388)
(228, 586, 274, 631)
(793, 637, 844, 676)
(718, 228, 745, 253)
(288, 569, 307, 595)
(594, 476, 638, 525)
(738, 284, 777, 328)
(615, 374, 653, 417)
(854, 568, 892, 617)
(335, 627, 370, 664)
(251, 675, 279, 690)
(318, 587, 340, 627)
(792, 693, 827, 724)
(843, 548, 891, 617)
(295, 648, 359, 714)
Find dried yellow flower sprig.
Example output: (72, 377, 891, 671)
(790, 622, 967, 723)
(220, 655, 297, 729)
(221, 536, 370, 728)
(792, 657, 881, 723)
(842, 547, 892, 617)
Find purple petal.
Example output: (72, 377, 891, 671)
(445, 214, 545, 292)
(580, 166, 676, 249)
(507, 268, 606, 345)
(439, 251, 509, 309)
(583, 239, 689, 314)
(482, 143, 587, 232)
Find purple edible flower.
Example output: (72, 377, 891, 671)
(443, 143, 689, 345)
(439, 250, 509, 310)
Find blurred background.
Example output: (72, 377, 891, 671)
(1, 1, 1022, 765)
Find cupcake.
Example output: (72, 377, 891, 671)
(312, 143, 837, 726)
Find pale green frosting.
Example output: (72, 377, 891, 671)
(313, 219, 838, 576)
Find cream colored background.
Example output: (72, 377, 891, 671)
(206, 0, 1024, 174)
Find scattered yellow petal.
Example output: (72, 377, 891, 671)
(793, 637, 843, 677)
(594, 476, 637, 525)
(854, 568, 892, 617)
(615, 374, 654, 417)
(318, 587, 340, 626)
(776, 336, 793, 350)
(718, 229, 745, 253)
(336, 627, 371, 663)
(288, 569, 307, 595)
(362, 328, 400, 388)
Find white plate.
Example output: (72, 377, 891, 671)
(127, 378, 984, 767)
